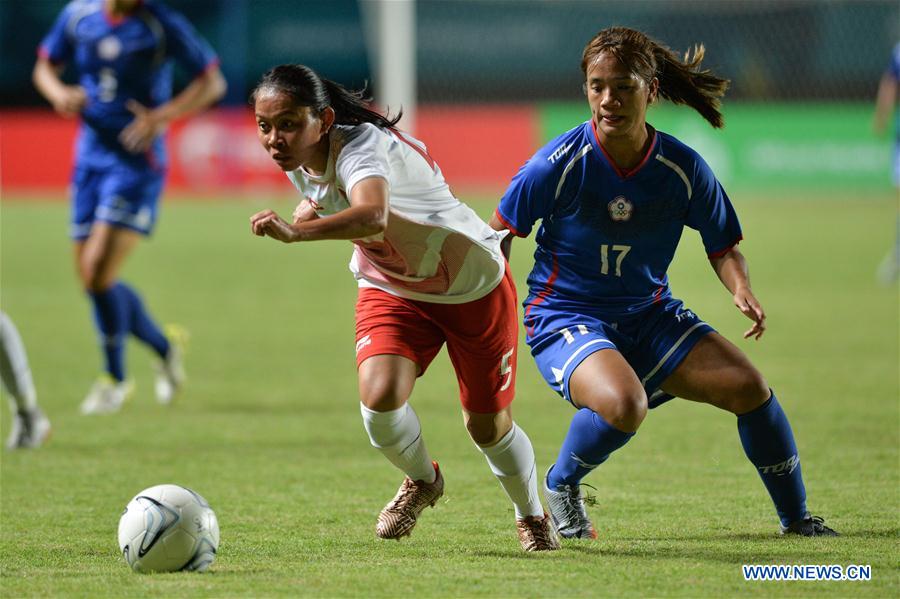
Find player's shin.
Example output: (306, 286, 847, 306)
(476, 423, 544, 518)
(736, 392, 808, 526)
(547, 408, 635, 489)
(360, 402, 435, 483)
(115, 282, 169, 358)
(89, 286, 129, 381)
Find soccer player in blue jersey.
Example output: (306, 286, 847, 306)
(33, 0, 226, 414)
(873, 41, 900, 284)
(491, 27, 838, 538)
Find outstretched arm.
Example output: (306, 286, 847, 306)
(709, 246, 766, 340)
(119, 65, 227, 153)
(32, 57, 86, 118)
(250, 177, 389, 243)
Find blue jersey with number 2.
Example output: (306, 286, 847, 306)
(39, 0, 218, 170)
(496, 120, 743, 320)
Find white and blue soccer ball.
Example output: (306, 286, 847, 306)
(117, 484, 219, 573)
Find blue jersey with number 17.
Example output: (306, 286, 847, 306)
(38, 0, 218, 170)
(496, 119, 743, 318)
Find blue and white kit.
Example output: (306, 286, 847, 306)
(496, 119, 743, 406)
(39, 0, 218, 238)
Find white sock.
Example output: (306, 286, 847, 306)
(360, 402, 435, 483)
(0, 312, 37, 414)
(477, 422, 544, 518)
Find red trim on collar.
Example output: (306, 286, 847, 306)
(103, 0, 144, 26)
(590, 119, 658, 179)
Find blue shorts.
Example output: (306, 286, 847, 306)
(70, 164, 165, 240)
(525, 297, 714, 409)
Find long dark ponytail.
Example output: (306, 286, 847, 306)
(581, 27, 730, 129)
(250, 64, 402, 128)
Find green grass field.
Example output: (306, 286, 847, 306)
(1, 192, 897, 597)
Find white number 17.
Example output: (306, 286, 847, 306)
(600, 244, 631, 277)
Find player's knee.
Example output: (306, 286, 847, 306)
(607, 390, 647, 432)
(727, 369, 770, 414)
(358, 377, 407, 412)
(465, 410, 511, 446)
(465, 419, 497, 446)
(83, 278, 113, 294)
(78, 254, 115, 293)
(583, 387, 647, 432)
(79, 263, 107, 293)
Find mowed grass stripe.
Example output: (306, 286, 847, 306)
(0, 193, 896, 597)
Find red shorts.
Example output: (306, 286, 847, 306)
(354, 265, 518, 414)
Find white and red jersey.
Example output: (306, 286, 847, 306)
(286, 123, 506, 304)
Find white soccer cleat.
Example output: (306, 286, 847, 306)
(153, 325, 188, 405)
(5, 408, 51, 449)
(80, 375, 134, 415)
(543, 466, 599, 540)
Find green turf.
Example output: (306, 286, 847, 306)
(1, 192, 897, 597)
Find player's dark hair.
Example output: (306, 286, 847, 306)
(581, 27, 729, 129)
(250, 64, 401, 129)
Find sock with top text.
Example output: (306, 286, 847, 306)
(737, 392, 808, 527)
(547, 408, 634, 489)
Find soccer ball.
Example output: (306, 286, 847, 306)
(117, 484, 219, 573)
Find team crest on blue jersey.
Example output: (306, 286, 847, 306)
(608, 196, 633, 222)
(97, 36, 122, 61)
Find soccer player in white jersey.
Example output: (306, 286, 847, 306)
(492, 28, 837, 538)
(1, 312, 51, 449)
(248, 64, 558, 552)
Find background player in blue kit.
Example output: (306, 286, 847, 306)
(33, 0, 226, 414)
(491, 27, 838, 538)
(872, 41, 900, 284)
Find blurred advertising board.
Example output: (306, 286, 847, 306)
(0, 106, 537, 196)
(543, 103, 894, 191)
(1, 103, 891, 196)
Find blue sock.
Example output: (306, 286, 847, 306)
(737, 392, 807, 527)
(115, 282, 170, 359)
(547, 408, 635, 488)
(89, 287, 128, 381)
